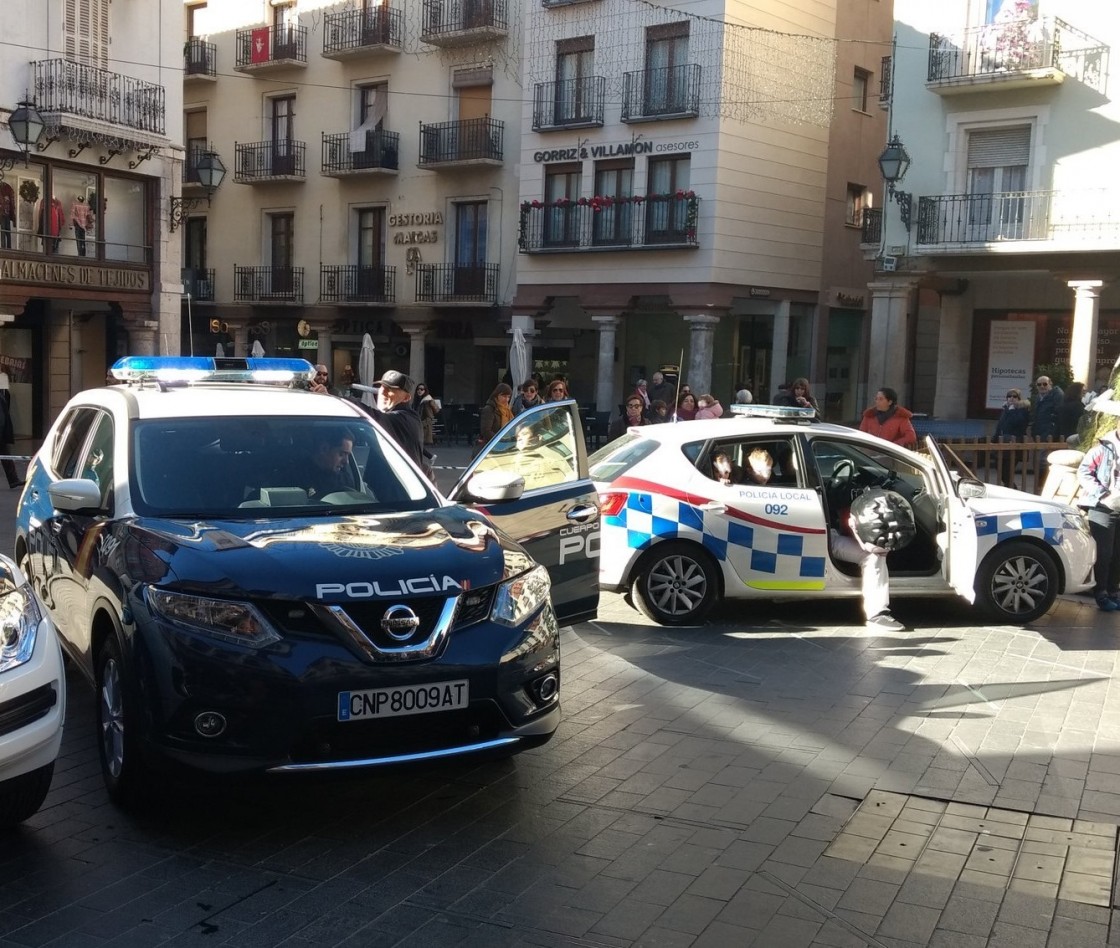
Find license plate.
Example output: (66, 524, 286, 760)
(337, 680, 469, 721)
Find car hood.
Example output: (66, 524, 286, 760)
(967, 485, 1077, 517)
(129, 507, 511, 602)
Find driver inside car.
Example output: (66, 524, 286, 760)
(304, 428, 359, 500)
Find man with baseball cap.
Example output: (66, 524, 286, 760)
(352, 369, 426, 471)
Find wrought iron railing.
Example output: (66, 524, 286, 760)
(878, 55, 892, 108)
(323, 7, 403, 54)
(184, 38, 217, 78)
(518, 194, 701, 252)
(422, 0, 508, 37)
(415, 264, 499, 303)
(320, 265, 396, 303)
(181, 268, 215, 302)
(418, 118, 503, 164)
(234, 266, 304, 302)
(235, 24, 308, 67)
(917, 190, 1120, 245)
(234, 141, 306, 181)
(32, 58, 166, 135)
(928, 17, 1107, 93)
(861, 207, 882, 244)
(622, 64, 701, 121)
(532, 77, 606, 130)
(321, 131, 399, 174)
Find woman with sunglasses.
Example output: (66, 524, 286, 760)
(511, 379, 544, 415)
(412, 382, 440, 446)
(993, 388, 1030, 486)
(545, 379, 570, 401)
(609, 396, 649, 440)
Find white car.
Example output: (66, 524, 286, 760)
(0, 554, 64, 828)
(591, 407, 1094, 625)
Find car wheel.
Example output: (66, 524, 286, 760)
(0, 763, 54, 829)
(632, 541, 719, 626)
(975, 540, 1058, 624)
(96, 636, 150, 808)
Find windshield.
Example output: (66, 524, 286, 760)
(589, 434, 659, 482)
(130, 416, 437, 518)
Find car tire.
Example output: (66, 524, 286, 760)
(632, 541, 719, 626)
(96, 636, 150, 808)
(0, 763, 54, 829)
(975, 540, 1058, 624)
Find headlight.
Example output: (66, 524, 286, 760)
(1063, 512, 1089, 533)
(147, 589, 281, 648)
(491, 564, 551, 628)
(0, 585, 42, 674)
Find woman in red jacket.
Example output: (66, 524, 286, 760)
(859, 386, 917, 449)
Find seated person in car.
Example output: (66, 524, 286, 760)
(744, 448, 775, 485)
(304, 428, 359, 499)
(712, 451, 744, 486)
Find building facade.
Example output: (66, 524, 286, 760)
(871, 0, 1117, 420)
(0, 0, 183, 440)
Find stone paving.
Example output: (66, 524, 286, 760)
(2, 445, 1120, 945)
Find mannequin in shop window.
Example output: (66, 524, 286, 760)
(0, 372, 22, 488)
(71, 195, 93, 257)
(39, 197, 64, 253)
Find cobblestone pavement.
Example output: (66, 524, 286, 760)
(4, 445, 1120, 947)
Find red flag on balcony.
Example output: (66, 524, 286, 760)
(250, 27, 270, 63)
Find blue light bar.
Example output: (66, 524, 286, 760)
(729, 403, 816, 419)
(110, 356, 316, 384)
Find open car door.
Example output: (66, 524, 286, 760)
(449, 400, 599, 624)
(925, 436, 978, 603)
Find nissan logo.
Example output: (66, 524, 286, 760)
(381, 604, 421, 641)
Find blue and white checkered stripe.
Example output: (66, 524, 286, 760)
(974, 509, 1064, 559)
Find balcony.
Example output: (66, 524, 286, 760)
(322, 8, 402, 59)
(32, 58, 166, 148)
(928, 17, 1107, 95)
(416, 264, 499, 304)
(320, 265, 396, 304)
(234, 266, 304, 304)
(234, 25, 308, 73)
(622, 64, 701, 122)
(321, 130, 399, 176)
(181, 268, 215, 302)
(421, 0, 508, 47)
(234, 141, 306, 183)
(532, 77, 606, 131)
(418, 118, 503, 168)
(184, 38, 217, 83)
(518, 193, 701, 253)
(916, 190, 1120, 251)
(878, 56, 892, 110)
(860, 207, 882, 245)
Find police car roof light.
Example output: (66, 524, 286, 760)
(110, 356, 316, 384)
(729, 403, 817, 421)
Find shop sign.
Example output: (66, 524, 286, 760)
(532, 138, 698, 163)
(298, 338, 318, 350)
(0, 256, 149, 292)
(986, 320, 1035, 409)
(389, 212, 441, 246)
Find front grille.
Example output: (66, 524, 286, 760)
(289, 702, 507, 763)
(0, 683, 58, 738)
(339, 597, 448, 650)
(453, 586, 495, 629)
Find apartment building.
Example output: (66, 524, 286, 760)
(870, 0, 1117, 419)
(0, 0, 183, 439)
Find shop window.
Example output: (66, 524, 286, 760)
(102, 177, 148, 263)
(3, 164, 45, 254)
(52, 167, 99, 259)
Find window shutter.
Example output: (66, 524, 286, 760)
(94, 0, 110, 67)
(967, 127, 1031, 168)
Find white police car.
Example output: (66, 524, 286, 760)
(591, 405, 1093, 625)
(14, 356, 597, 806)
(0, 554, 64, 828)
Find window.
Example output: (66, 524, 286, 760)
(853, 68, 870, 112)
(270, 212, 294, 293)
(966, 126, 1030, 238)
(593, 161, 633, 246)
(473, 406, 578, 492)
(82, 412, 115, 509)
(846, 184, 869, 227)
(269, 96, 296, 174)
(644, 23, 689, 115)
(102, 177, 147, 263)
(556, 37, 594, 124)
(544, 165, 580, 247)
(63, 0, 110, 67)
(186, 1, 207, 37)
(645, 155, 691, 242)
(51, 408, 98, 479)
(184, 218, 207, 271)
(356, 208, 384, 268)
(455, 202, 487, 295)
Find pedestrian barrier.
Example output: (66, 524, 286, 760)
(922, 437, 1073, 496)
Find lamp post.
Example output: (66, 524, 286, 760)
(877, 134, 913, 234)
(169, 148, 226, 232)
(5, 100, 45, 172)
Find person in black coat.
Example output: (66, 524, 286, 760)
(1058, 382, 1086, 442)
(993, 388, 1030, 487)
(353, 369, 425, 470)
(1030, 376, 1062, 440)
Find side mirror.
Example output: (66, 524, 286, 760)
(48, 478, 104, 512)
(958, 477, 986, 500)
(466, 470, 525, 503)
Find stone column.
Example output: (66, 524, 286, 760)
(123, 316, 159, 356)
(931, 293, 969, 419)
(306, 322, 333, 374)
(509, 312, 536, 388)
(867, 280, 916, 404)
(591, 315, 620, 412)
(403, 325, 429, 382)
(770, 302, 790, 398)
(683, 312, 720, 397)
(1068, 280, 1104, 387)
(230, 322, 249, 357)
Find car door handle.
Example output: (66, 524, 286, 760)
(566, 504, 598, 524)
(700, 502, 726, 513)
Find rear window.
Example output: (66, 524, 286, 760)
(130, 416, 436, 517)
(589, 434, 660, 483)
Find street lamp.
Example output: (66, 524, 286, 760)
(877, 134, 913, 233)
(6, 100, 45, 168)
(169, 148, 226, 232)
